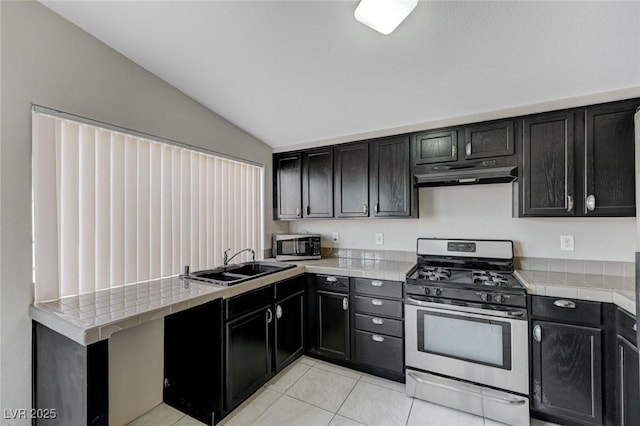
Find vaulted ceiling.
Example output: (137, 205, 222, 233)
(41, 1, 640, 149)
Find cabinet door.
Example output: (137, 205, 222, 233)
(532, 320, 603, 425)
(521, 112, 575, 216)
(618, 336, 640, 426)
(164, 300, 224, 425)
(317, 290, 350, 360)
(335, 143, 369, 217)
(274, 290, 305, 372)
(370, 136, 411, 217)
(302, 149, 333, 218)
(225, 306, 272, 412)
(414, 130, 457, 164)
(274, 153, 302, 219)
(463, 120, 514, 159)
(584, 102, 637, 217)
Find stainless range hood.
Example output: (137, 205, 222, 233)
(414, 158, 518, 188)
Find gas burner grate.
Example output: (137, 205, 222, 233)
(418, 267, 451, 282)
(472, 270, 509, 286)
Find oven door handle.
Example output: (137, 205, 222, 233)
(407, 371, 527, 406)
(405, 297, 526, 319)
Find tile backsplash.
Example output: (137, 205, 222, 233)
(321, 247, 414, 262)
(516, 256, 635, 291)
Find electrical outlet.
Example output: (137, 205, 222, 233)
(375, 233, 384, 245)
(560, 235, 575, 251)
(332, 232, 339, 243)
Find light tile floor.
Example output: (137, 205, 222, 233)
(127, 356, 559, 426)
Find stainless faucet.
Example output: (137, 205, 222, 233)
(223, 248, 255, 265)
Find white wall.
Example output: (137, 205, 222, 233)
(0, 1, 284, 422)
(290, 184, 637, 261)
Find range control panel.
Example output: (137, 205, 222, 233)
(447, 242, 476, 253)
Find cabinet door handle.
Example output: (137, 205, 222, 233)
(567, 195, 574, 212)
(342, 297, 349, 311)
(451, 144, 457, 158)
(533, 324, 542, 342)
(553, 299, 576, 309)
(276, 305, 282, 319)
(465, 142, 472, 157)
(371, 299, 384, 306)
(586, 194, 596, 212)
(633, 323, 637, 332)
(371, 280, 383, 287)
(295, 207, 301, 217)
(372, 317, 384, 325)
(326, 276, 337, 282)
(266, 308, 273, 324)
(372, 334, 385, 343)
(375, 202, 380, 214)
(306, 205, 311, 215)
(363, 203, 368, 215)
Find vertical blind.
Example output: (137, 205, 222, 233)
(32, 112, 263, 302)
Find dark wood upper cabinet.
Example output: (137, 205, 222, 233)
(370, 136, 412, 217)
(584, 101, 637, 217)
(274, 153, 302, 219)
(464, 120, 514, 159)
(334, 142, 369, 217)
(302, 148, 333, 218)
(520, 111, 575, 216)
(414, 129, 458, 164)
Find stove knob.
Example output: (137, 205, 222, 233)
(424, 287, 431, 295)
(494, 294, 504, 303)
(479, 292, 491, 302)
(434, 288, 442, 296)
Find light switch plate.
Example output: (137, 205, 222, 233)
(375, 233, 384, 245)
(560, 235, 575, 251)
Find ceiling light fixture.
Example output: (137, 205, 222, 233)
(354, 0, 418, 35)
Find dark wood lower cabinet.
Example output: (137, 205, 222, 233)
(33, 322, 109, 426)
(531, 319, 603, 425)
(316, 290, 350, 360)
(225, 305, 272, 412)
(617, 336, 639, 426)
(274, 289, 305, 371)
(164, 299, 224, 425)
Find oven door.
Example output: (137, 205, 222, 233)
(405, 298, 529, 395)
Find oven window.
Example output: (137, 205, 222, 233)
(417, 310, 512, 370)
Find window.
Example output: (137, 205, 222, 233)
(32, 109, 263, 302)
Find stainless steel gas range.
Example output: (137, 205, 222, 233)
(404, 238, 530, 426)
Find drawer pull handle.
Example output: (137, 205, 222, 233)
(372, 317, 384, 325)
(533, 324, 542, 342)
(372, 335, 385, 343)
(633, 323, 637, 332)
(342, 297, 349, 311)
(553, 299, 576, 309)
(371, 280, 383, 287)
(326, 276, 337, 282)
(276, 305, 283, 319)
(371, 299, 384, 306)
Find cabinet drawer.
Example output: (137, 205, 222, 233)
(355, 313, 403, 337)
(617, 308, 637, 346)
(531, 296, 601, 326)
(225, 286, 273, 320)
(354, 296, 403, 319)
(353, 278, 402, 299)
(355, 330, 403, 373)
(275, 276, 306, 300)
(314, 274, 349, 293)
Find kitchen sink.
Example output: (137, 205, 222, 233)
(184, 261, 295, 286)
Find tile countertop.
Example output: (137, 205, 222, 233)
(29, 259, 416, 346)
(515, 269, 636, 316)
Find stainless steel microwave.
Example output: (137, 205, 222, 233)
(273, 234, 321, 261)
